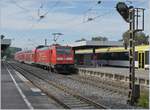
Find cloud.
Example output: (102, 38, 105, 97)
(1, 0, 149, 49)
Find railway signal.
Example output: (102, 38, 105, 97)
(116, 2, 145, 105)
(116, 2, 130, 22)
(116, 2, 133, 23)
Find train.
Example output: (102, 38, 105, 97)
(75, 45, 149, 69)
(15, 44, 78, 73)
(95, 45, 149, 69)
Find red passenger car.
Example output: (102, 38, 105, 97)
(15, 50, 34, 64)
(24, 50, 35, 64)
(15, 51, 25, 62)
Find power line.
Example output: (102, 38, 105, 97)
(83, 0, 147, 23)
(37, 0, 60, 19)
(83, 0, 101, 15)
(84, 10, 113, 23)
(63, 1, 103, 26)
(29, 0, 60, 30)
(11, 0, 31, 12)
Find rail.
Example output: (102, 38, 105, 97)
(7, 62, 108, 109)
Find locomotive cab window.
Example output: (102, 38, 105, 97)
(56, 47, 71, 55)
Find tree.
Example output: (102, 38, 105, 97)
(91, 36, 108, 41)
(135, 33, 149, 45)
(2, 47, 22, 58)
(122, 30, 149, 47)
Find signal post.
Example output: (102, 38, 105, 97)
(116, 2, 145, 105)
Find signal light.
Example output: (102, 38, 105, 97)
(116, 2, 131, 23)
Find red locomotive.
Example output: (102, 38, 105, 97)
(15, 44, 77, 73)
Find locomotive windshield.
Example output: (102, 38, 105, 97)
(56, 47, 71, 55)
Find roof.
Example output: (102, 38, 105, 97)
(1, 39, 11, 45)
(1, 39, 11, 52)
(95, 45, 149, 53)
(69, 40, 123, 47)
(75, 45, 149, 54)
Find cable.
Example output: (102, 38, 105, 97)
(91, 10, 113, 21)
(83, 0, 148, 23)
(11, 0, 31, 12)
(29, 0, 60, 30)
(39, 0, 60, 18)
(83, 0, 102, 14)
(64, 1, 102, 25)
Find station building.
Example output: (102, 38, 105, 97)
(69, 40, 123, 66)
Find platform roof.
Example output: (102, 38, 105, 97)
(1, 39, 11, 52)
(69, 40, 123, 49)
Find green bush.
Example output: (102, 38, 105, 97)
(138, 91, 149, 108)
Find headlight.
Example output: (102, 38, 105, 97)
(66, 57, 72, 60)
(57, 57, 63, 60)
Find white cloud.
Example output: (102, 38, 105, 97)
(1, 0, 149, 49)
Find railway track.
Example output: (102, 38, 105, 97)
(7, 62, 107, 109)
(66, 75, 128, 96)
(8, 61, 134, 109)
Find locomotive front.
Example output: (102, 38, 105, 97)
(54, 46, 77, 73)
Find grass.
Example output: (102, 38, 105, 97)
(137, 90, 149, 108)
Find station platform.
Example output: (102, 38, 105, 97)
(78, 66, 149, 86)
(1, 62, 29, 109)
(1, 62, 62, 109)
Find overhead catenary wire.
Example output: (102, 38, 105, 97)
(11, 0, 31, 12)
(83, 0, 102, 15)
(83, 0, 147, 23)
(29, 0, 60, 30)
(37, 0, 60, 19)
(63, 1, 103, 25)
(84, 9, 114, 23)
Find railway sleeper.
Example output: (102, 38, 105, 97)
(9, 62, 108, 109)
(71, 76, 127, 95)
(68, 104, 94, 108)
(63, 101, 87, 105)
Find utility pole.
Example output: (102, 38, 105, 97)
(116, 2, 145, 105)
(45, 38, 47, 46)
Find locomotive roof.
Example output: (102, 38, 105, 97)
(36, 44, 71, 50)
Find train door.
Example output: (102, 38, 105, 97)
(138, 51, 145, 69)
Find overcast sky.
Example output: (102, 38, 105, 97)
(1, 0, 149, 50)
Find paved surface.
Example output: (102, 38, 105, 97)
(1, 63, 29, 109)
(79, 66, 149, 80)
(1, 62, 63, 109)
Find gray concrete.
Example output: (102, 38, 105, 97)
(1, 63, 29, 109)
(1, 62, 63, 109)
(78, 66, 149, 86)
(79, 67, 149, 80)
